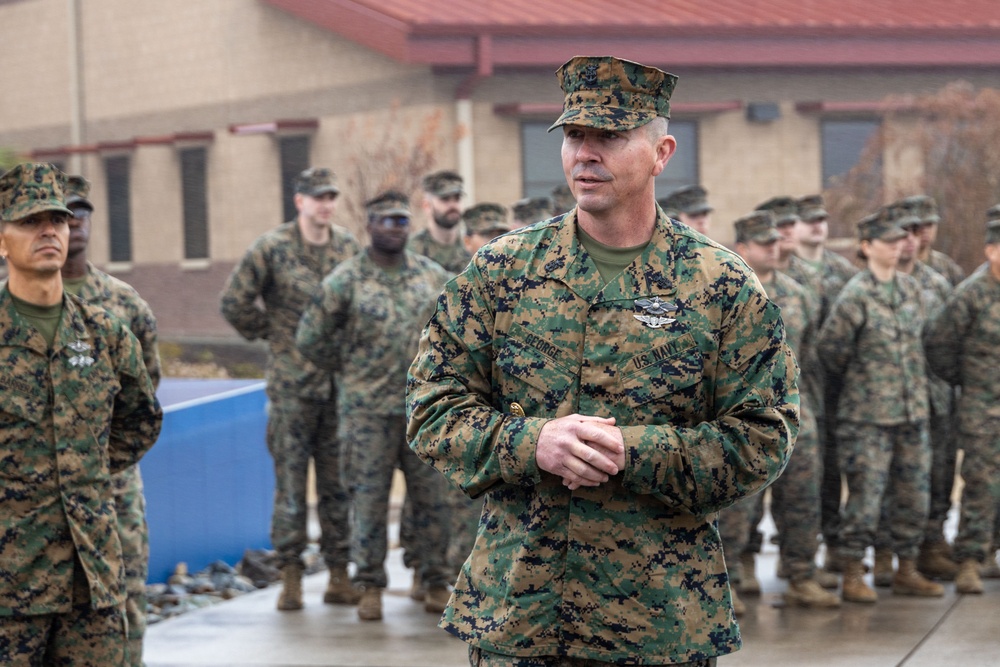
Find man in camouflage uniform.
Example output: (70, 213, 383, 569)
(219, 167, 360, 611)
(463, 202, 513, 255)
(0, 163, 162, 666)
(407, 56, 798, 666)
(720, 212, 839, 611)
(658, 184, 713, 236)
(923, 207, 1000, 594)
(511, 196, 554, 229)
(61, 175, 161, 666)
(871, 199, 957, 585)
(297, 191, 451, 622)
(407, 169, 471, 274)
(909, 195, 966, 287)
(816, 209, 942, 602)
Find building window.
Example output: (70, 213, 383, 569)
(279, 135, 310, 222)
(821, 119, 880, 187)
(180, 146, 209, 259)
(520, 120, 699, 198)
(105, 155, 132, 263)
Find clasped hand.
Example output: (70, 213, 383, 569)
(535, 414, 625, 490)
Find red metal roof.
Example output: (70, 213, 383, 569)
(264, 0, 1000, 69)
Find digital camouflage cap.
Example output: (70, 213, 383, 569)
(660, 185, 712, 216)
(65, 175, 94, 211)
(796, 194, 828, 222)
(366, 190, 410, 218)
(511, 196, 554, 224)
(734, 210, 781, 244)
(548, 56, 678, 132)
(422, 170, 464, 198)
(294, 167, 339, 197)
(0, 162, 73, 222)
(886, 197, 924, 229)
(900, 194, 940, 225)
(986, 204, 1000, 243)
(463, 202, 511, 235)
(755, 196, 800, 227)
(857, 208, 907, 242)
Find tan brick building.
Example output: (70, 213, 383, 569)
(2, 0, 1000, 341)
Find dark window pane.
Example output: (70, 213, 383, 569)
(521, 120, 698, 199)
(181, 147, 209, 259)
(279, 136, 310, 222)
(105, 155, 131, 262)
(822, 119, 880, 187)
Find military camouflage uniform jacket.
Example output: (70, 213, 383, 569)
(407, 210, 798, 664)
(297, 250, 449, 416)
(815, 270, 929, 425)
(923, 269, 1000, 435)
(927, 248, 965, 287)
(219, 221, 360, 401)
(0, 288, 162, 616)
(407, 228, 472, 274)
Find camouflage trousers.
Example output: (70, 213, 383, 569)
(403, 483, 482, 576)
(267, 396, 351, 569)
(112, 465, 147, 667)
(819, 385, 844, 549)
(875, 413, 955, 552)
(470, 646, 717, 667)
(835, 421, 930, 561)
(0, 605, 128, 666)
(953, 431, 1000, 563)
(340, 411, 449, 590)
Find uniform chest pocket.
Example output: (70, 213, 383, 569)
(619, 333, 704, 425)
(495, 328, 576, 417)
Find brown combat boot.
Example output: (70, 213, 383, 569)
(916, 541, 959, 581)
(409, 569, 426, 601)
(980, 549, 1000, 579)
(738, 553, 761, 595)
(730, 586, 747, 616)
(357, 587, 382, 621)
(276, 564, 304, 611)
(955, 560, 984, 595)
(424, 586, 452, 614)
(873, 549, 894, 587)
(814, 568, 841, 589)
(842, 559, 878, 603)
(892, 558, 944, 597)
(784, 578, 841, 608)
(323, 566, 360, 605)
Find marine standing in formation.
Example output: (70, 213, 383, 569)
(406, 170, 472, 274)
(220, 167, 361, 611)
(0, 163, 162, 666)
(658, 184, 713, 236)
(407, 55, 798, 666)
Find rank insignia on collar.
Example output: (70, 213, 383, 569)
(633, 297, 678, 329)
(67, 340, 91, 353)
(69, 355, 94, 368)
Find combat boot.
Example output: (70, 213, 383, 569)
(892, 559, 944, 597)
(738, 553, 761, 595)
(842, 559, 877, 603)
(784, 578, 841, 608)
(409, 569, 426, 601)
(916, 541, 959, 581)
(955, 560, 984, 595)
(276, 564, 303, 611)
(323, 566, 360, 605)
(814, 568, 840, 589)
(357, 587, 382, 621)
(980, 549, 1000, 579)
(424, 586, 451, 614)
(873, 549, 894, 587)
(730, 586, 747, 616)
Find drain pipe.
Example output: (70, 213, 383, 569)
(454, 34, 493, 203)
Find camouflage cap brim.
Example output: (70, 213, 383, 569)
(4, 197, 72, 222)
(65, 195, 94, 210)
(986, 220, 1000, 243)
(802, 209, 829, 222)
(372, 206, 410, 218)
(432, 185, 463, 198)
(309, 185, 340, 197)
(876, 226, 908, 242)
(682, 202, 713, 215)
(548, 104, 658, 133)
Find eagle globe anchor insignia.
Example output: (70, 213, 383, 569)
(633, 297, 678, 329)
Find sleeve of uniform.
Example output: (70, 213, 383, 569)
(219, 241, 271, 341)
(295, 269, 351, 372)
(617, 277, 799, 515)
(815, 286, 864, 379)
(407, 262, 544, 498)
(108, 322, 164, 474)
(922, 285, 970, 386)
(130, 297, 162, 391)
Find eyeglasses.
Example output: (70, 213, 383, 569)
(372, 216, 410, 228)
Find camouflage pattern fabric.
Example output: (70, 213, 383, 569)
(926, 248, 965, 287)
(816, 270, 930, 426)
(469, 645, 718, 667)
(407, 228, 472, 274)
(74, 262, 159, 664)
(834, 421, 931, 561)
(815, 249, 860, 312)
(266, 395, 351, 569)
(406, 209, 798, 664)
(0, 288, 162, 617)
(219, 220, 360, 401)
(0, 605, 128, 666)
(924, 269, 1000, 562)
